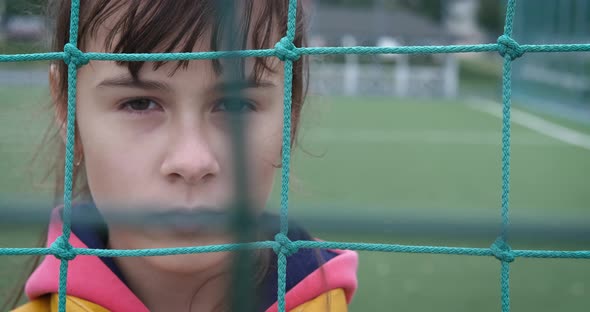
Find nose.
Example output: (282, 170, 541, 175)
(160, 124, 220, 185)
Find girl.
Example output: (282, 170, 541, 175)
(6, 0, 358, 311)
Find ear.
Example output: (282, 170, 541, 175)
(49, 63, 67, 143)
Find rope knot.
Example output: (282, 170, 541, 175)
(50, 235, 77, 261)
(273, 233, 299, 257)
(274, 37, 300, 61)
(497, 35, 524, 61)
(490, 238, 515, 263)
(64, 43, 89, 68)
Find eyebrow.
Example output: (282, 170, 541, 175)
(96, 75, 276, 93)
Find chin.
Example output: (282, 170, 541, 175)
(148, 251, 232, 275)
(111, 228, 235, 273)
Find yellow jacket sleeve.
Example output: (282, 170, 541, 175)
(289, 288, 348, 312)
(12, 294, 109, 312)
(13, 289, 348, 312)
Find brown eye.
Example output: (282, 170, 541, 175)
(120, 98, 162, 115)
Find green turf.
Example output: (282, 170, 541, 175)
(270, 96, 590, 217)
(328, 233, 590, 312)
(1, 88, 589, 311)
(0, 87, 54, 200)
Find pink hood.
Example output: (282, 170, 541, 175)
(25, 207, 358, 311)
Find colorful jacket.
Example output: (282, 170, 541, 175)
(13, 205, 358, 311)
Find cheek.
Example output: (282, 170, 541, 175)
(77, 109, 159, 209)
(244, 113, 284, 211)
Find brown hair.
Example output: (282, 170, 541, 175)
(3, 0, 309, 310)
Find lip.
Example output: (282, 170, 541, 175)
(147, 207, 230, 235)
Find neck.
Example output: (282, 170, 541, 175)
(109, 241, 231, 312)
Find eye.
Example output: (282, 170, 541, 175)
(119, 98, 162, 115)
(212, 98, 257, 114)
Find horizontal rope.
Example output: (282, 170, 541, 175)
(1, 207, 588, 243)
(2, 42, 590, 64)
(1, 240, 588, 259)
(0, 52, 66, 62)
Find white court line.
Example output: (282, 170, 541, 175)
(468, 98, 590, 151)
(300, 128, 557, 146)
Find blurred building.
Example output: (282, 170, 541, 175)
(0, 0, 5, 42)
(308, 3, 454, 46)
(443, 0, 485, 44)
(3, 15, 45, 41)
(307, 3, 458, 98)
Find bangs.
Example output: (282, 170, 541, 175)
(74, 0, 292, 81)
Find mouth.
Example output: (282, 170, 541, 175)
(100, 203, 268, 237)
(146, 208, 230, 235)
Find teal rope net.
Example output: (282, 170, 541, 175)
(1, 0, 590, 311)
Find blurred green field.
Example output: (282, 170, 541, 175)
(1, 86, 589, 311)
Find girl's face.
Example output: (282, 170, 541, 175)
(54, 20, 286, 273)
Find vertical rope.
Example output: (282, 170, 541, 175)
(498, 1, 519, 311)
(214, 1, 257, 311)
(279, 0, 298, 241)
(56, 0, 85, 311)
(276, 1, 300, 311)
